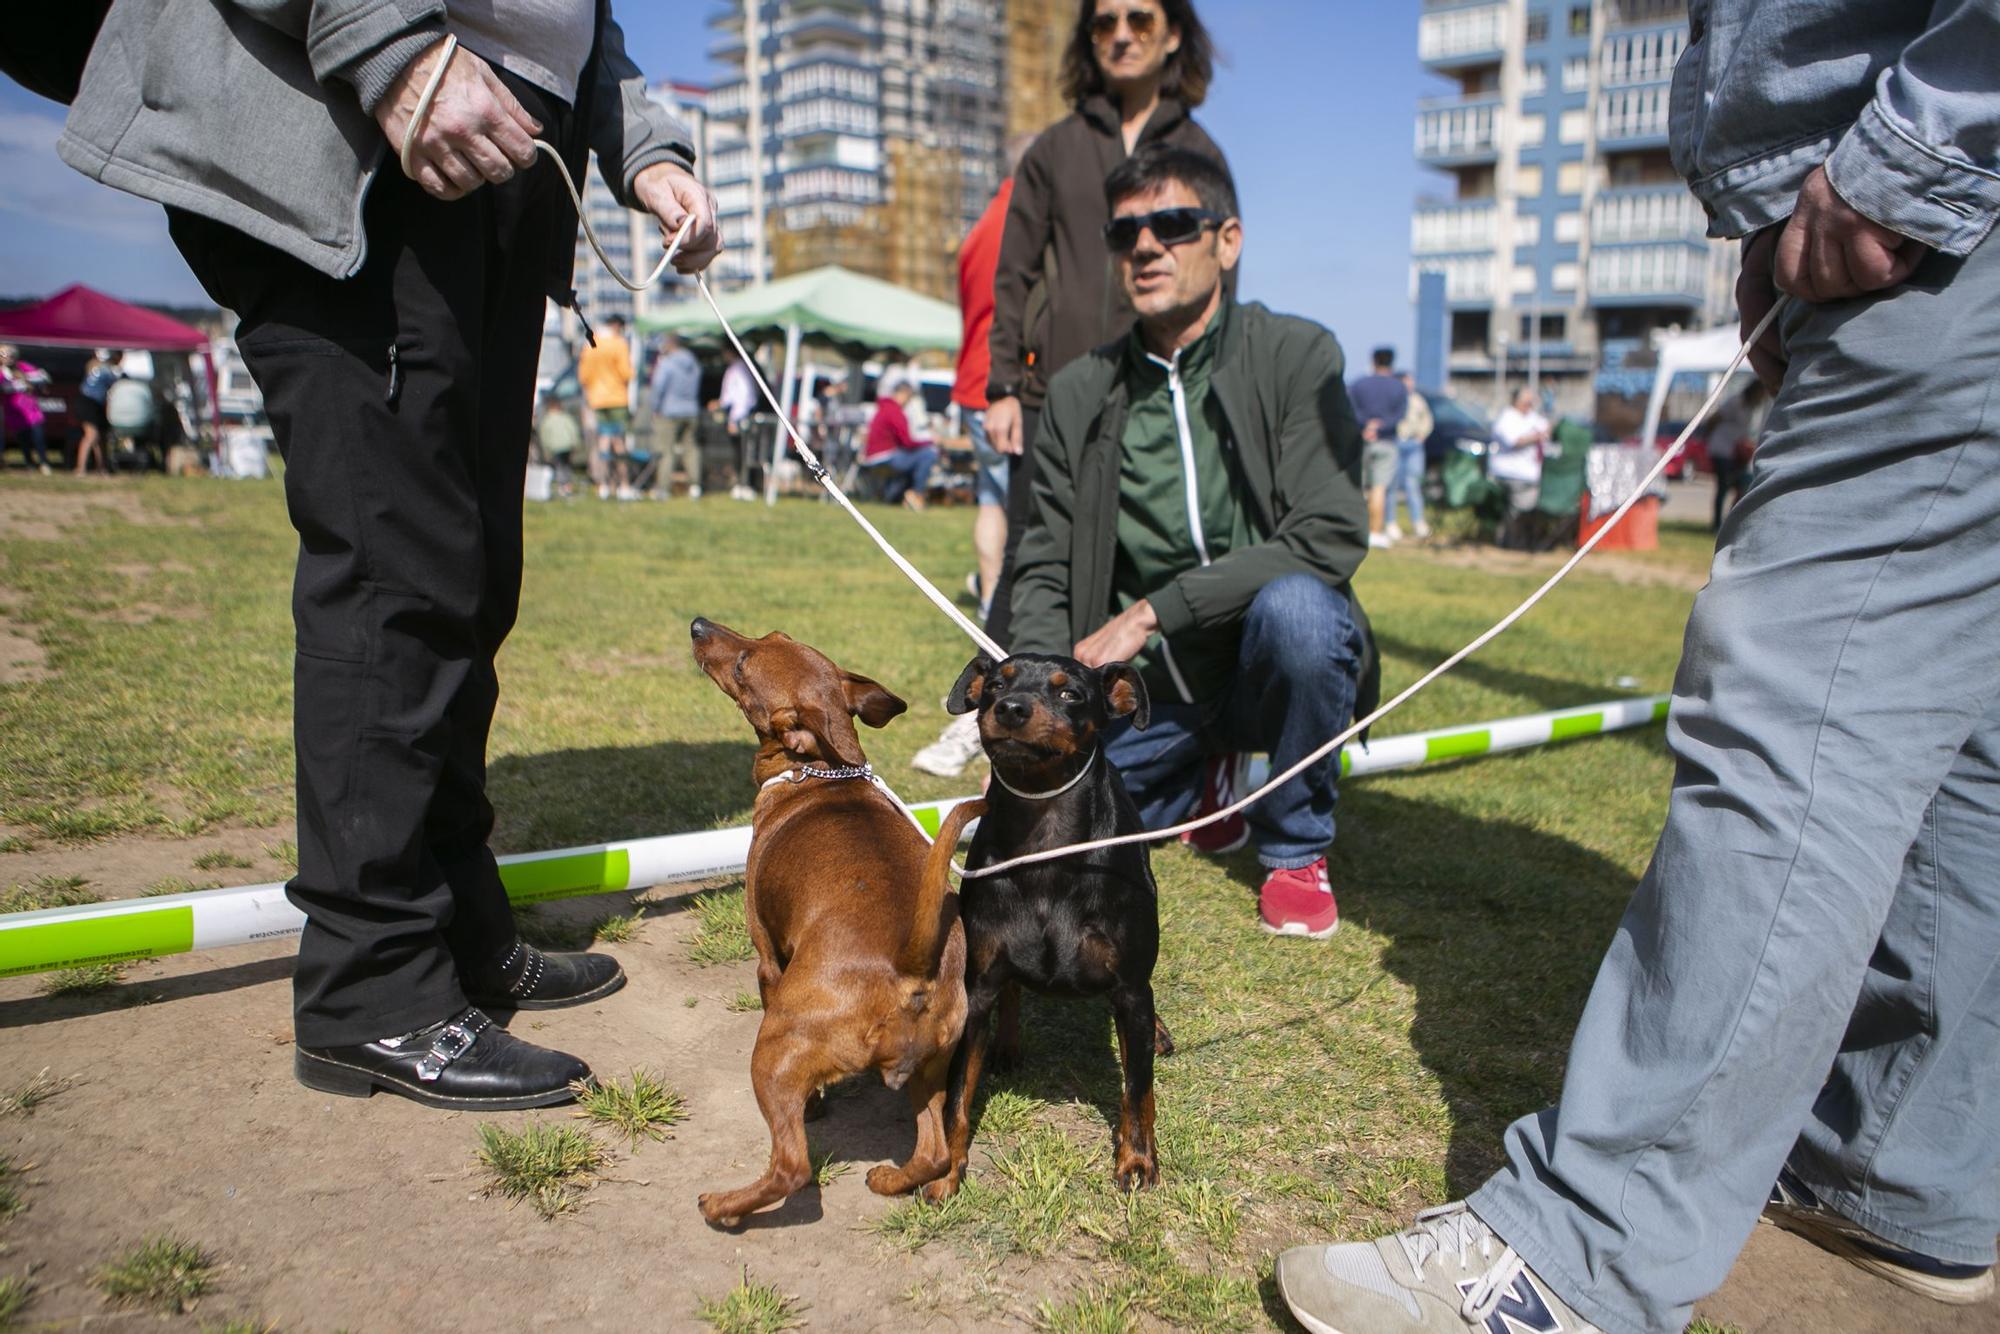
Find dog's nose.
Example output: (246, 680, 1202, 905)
(690, 617, 713, 641)
(994, 696, 1032, 730)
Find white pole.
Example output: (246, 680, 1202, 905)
(764, 320, 802, 506)
(0, 696, 1666, 979)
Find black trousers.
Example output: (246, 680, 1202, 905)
(169, 84, 578, 1046)
(979, 405, 1041, 649)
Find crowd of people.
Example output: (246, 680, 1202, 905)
(14, 0, 1995, 1329)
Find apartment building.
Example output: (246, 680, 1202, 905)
(1412, 0, 1737, 418)
(702, 0, 1061, 303)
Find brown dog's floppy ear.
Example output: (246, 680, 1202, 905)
(1100, 662, 1150, 732)
(843, 671, 907, 728)
(945, 656, 994, 715)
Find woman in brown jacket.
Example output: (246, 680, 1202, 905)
(982, 0, 1230, 646)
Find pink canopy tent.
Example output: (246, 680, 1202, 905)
(0, 284, 221, 444)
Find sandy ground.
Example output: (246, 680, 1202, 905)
(4, 880, 1994, 1333)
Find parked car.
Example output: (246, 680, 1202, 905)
(1419, 389, 1498, 466)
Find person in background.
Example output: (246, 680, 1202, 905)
(1489, 385, 1550, 512)
(1008, 145, 1374, 941)
(1279, 2, 2000, 1329)
(0, 345, 52, 475)
(862, 369, 937, 511)
(1393, 371, 1433, 542)
(579, 313, 636, 500)
(716, 355, 760, 500)
(535, 393, 582, 498)
(1349, 347, 1408, 549)
(1706, 378, 1767, 531)
(982, 0, 1229, 650)
(648, 331, 703, 498)
(74, 349, 119, 476)
(911, 131, 1038, 779)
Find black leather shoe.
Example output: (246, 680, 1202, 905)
(464, 940, 626, 1011)
(295, 1007, 588, 1110)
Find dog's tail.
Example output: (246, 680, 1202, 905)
(900, 798, 986, 976)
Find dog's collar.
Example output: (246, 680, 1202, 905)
(760, 762, 877, 791)
(991, 748, 1098, 802)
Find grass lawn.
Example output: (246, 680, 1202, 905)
(0, 474, 1716, 1328)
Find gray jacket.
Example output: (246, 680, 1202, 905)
(1672, 0, 2000, 255)
(59, 0, 695, 282)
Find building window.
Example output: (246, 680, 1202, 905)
(1563, 55, 1591, 90)
(1516, 164, 1544, 195)
(1560, 109, 1590, 143)
(1569, 6, 1591, 36)
(1515, 214, 1543, 246)
(1522, 62, 1548, 96)
(1551, 262, 1581, 292)
(1518, 114, 1547, 147)
(1525, 10, 1549, 44)
(1555, 210, 1583, 242)
(1520, 312, 1568, 341)
(1557, 160, 1587, 195)
(1512, 265, 1538, 295)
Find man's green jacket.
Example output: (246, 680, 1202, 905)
(1009, 299, 1380, 721)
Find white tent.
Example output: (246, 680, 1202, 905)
(1639, 324, 1748, 449)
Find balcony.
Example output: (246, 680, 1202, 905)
(1600, 25, 1685, 87)
(1591, 185, 1706, 245)
(780, 11, 872, 46)
(1588, 242, 1708, 305)
(1412, 201, 1498, 254)
(1412, 256, 1497, 305)
(1418, 3, 1507, 68)
(1598, 85, 1671, 148)
(1416, 97, 1500, 165)
(704, 80, 750, 123)
(1604, 0, 1689, 29)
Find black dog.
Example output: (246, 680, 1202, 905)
(923, 652, 1174, 1198)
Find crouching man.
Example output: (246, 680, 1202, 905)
(1008, 143, 1377, 939)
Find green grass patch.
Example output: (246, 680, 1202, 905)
(0, 1274, 33, 1327)
(809, 1148, 852, 1188)
(39, 964, 123, 997)
(0, 835, 33, 854)
(591, 909, 644, 944)
(95, 1235, 216, 1313)
(725, 991, 762, 1013)
(693, 1268, 806, 1334)
(1687, 1322, 1745, 1334)
(687, 887, 754, 966)
(0, 1156, 25, 1223)
(571, 1070, 687, 1150)
(192, 849, 253, 871)
(0, 874, 97, 913)
(144, 875, 222, 896)
(0, 1069, 72, 1117)
(1033, 1285, 1135, 1334)
(265, 839, 299, 871)
(475, 1121, 609, 1219)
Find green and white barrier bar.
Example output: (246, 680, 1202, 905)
(0, 696, 1668, 980)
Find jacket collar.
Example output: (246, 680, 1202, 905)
(1078, 94, 1190, 143)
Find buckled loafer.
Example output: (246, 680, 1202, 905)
(464, 940, 626, 1011)
(295, 1007, 588, 1110)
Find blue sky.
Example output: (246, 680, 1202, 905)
(0, 1, 1436, 364)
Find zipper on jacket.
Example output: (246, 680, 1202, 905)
(1146, 347, 1211, 706)
(568, 290, 598, 348)
(385, 342, 401, 406)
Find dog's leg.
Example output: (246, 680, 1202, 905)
(866, 1049, 952, 1196)
(1110, 983, 1160, 1190)
(922, 976, 1001, 1202)
(1153, 1014, 1176, 1057)
(990, 979, 1023, 1072)
(698, 1016, 825, 1227)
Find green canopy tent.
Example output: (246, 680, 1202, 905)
(638, 266, 961, 503)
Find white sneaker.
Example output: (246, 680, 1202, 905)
(1385, 523, 1404, 543)
(1276, 1204, 1602, 1334)
(1368, 531, 1395, 550)
(1414, 521, 1432, 540)
(597, 484, 611, 500)
(910, 712, 984, 778)
(616, 486, 639, 502)
(688, 485, 702, 500)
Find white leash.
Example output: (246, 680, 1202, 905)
(405, 36, 1776, 875)
(962, 300, 1785, 880)
(402, 35, 1004, 662)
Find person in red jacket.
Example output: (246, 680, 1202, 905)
(863, 370, 937, 510)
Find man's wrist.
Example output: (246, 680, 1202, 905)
(986, 385, 1020, 405)
(349, 27, 446, 115)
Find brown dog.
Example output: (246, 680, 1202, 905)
(689, 617, 984, 1227)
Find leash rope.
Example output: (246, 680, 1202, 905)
(404, 37, 1778, 873)
(961, 299, 1786, 880)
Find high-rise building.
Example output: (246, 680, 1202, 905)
(701, 1, 1063, 302)
(1411, 0, 1737, 418)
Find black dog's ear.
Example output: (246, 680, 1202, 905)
(945, 656, 995, 715)
(1100, 662, 1150, 732)
(843, 671, 907, 728)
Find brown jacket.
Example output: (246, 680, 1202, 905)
(987, 96, 1230, 409)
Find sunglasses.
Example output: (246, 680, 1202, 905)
(1103, 207, 1226, 253)
(1090, 8, 1160, 42)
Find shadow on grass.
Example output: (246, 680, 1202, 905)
(1371, 630, 1623, 716)
(488, 739, 757, 850)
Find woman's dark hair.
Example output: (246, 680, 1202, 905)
(1060, 0, 1215, 109)
(1104, 143, 1238, 219)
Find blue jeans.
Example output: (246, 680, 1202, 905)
(967, 414, 1008, 507)
(877, 444, 937, 504)
(1390, 439, 1426, 531)
(1104, 574, 1362, 868)
(1468, 240, 2000, 1334)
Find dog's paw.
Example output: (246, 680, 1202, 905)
(697, 1193, 744, 1229)
(865, 1164, 908, 1196)
(919, 1173, 963, 1204)
(1113, 1154, 1160, 1192)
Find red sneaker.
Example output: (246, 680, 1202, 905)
(1182, 752, 1250, 855)
(1259, 858, 1338, 939)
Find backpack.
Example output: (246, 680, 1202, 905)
(0, 1, 113, 105)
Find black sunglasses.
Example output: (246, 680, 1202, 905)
(1103, 207, 1226, 253)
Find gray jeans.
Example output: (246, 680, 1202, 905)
(1469, 236, 2000, 1334)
